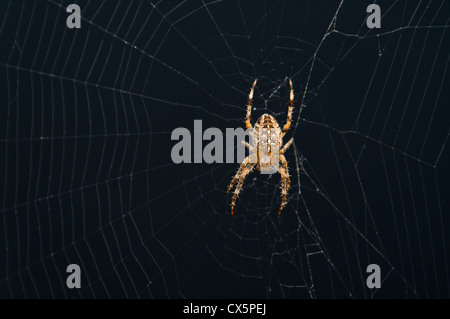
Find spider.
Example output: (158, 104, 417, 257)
(227, 79, 294, 216)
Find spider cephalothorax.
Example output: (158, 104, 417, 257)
(227, 79, 294, 215)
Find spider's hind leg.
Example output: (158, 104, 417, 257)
(227, 156, 250, 195)
(229, 163, 255, 215)
(278, 154, 290, 216)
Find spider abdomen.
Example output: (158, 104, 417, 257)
(254, 114, 282, 170)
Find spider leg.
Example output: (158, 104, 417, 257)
(278, 154, 290, 216)
(242, 140, 255, 153)
(246, 79, 257, 129)
(227, 156, 250, 195)
(230, 163, 255, 215)
(280, 138, 294, 154)
(282, 79, 294, 137)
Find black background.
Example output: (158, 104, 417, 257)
(0, 0, 449, 299)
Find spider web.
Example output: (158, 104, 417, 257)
(0, 0, 449, 298)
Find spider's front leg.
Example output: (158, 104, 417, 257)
(246, 79, 257, 129)
(282, 79, 294, 137)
